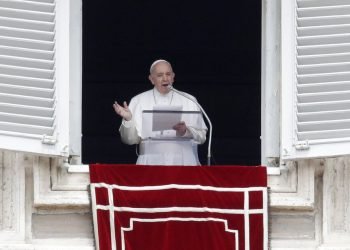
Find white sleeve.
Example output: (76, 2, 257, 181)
(180, 94, 207, 144)
(186, 126, 207, 144)
(118, 95, 143, 145)
(119, 119, 141, 145)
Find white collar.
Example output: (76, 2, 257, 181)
(153, 87, 174, 105)
(153, 87, 172, 98)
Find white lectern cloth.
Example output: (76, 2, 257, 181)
(137, 139, 200, 166)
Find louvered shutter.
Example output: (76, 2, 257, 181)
(281, 0, 350, 159)
(0, 0, 81, 157)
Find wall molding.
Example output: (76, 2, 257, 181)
(33, 156, 90, 208)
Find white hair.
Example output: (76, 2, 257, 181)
(149, 59, 172, 74)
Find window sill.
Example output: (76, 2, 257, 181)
(68, 165, 280, 175)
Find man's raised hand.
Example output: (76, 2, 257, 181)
(113, 101, 132, 121)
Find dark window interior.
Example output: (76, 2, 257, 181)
(82, 1, 261, 165)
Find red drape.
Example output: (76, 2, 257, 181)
(90, 164, 268, 250)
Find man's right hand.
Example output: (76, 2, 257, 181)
(113, 101, 132, 121)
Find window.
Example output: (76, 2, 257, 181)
(0, 0, 81, 158)
(281, 0, 350, 160)
(82, 1, 261, 165)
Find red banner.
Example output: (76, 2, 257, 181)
(90, 164, 268, 250)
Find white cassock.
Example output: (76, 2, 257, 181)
(119, 87, 207, 166)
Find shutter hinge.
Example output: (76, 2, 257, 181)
(295, 140, 310, 150)
(42, 134, 57, 145)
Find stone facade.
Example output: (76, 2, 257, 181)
(1, 0, 349, 249)
(0, 151, 93, 250)
(1, 150, 350, 249)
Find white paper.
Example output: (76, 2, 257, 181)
(152, 105, 182, 131)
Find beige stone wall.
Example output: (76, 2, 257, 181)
(1, 150, 350, 249)
(269, 158, 350, 249)
(0, 151, 93, 249)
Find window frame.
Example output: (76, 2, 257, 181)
(0, 0, 82, 158)
(280, 0, 350, 160)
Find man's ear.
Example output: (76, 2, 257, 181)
(148, 75, 154, 85)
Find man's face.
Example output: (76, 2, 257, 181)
(149, 62, 175, 94)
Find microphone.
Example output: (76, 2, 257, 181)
(168, 85, 213, 166)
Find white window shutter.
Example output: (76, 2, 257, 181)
(0, 0, 82, 157)
(281, 0, 350, 160)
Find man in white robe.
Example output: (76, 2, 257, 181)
(113, 59, 207, 165)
